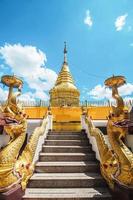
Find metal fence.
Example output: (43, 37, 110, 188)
(20, 100, 49, 107)
(1, 99, 133, 108)
(80, 100, 110, 107)
(0, 100, 49, 107)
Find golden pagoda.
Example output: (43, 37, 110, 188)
(49, 42, 80, 106)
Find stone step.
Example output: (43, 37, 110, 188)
(23, 188, 112, 199)
(48, 131, 84, 135)
(39, 153, 95, 162)
(42, 145, 92, 153)
(28, 173, 106, 188)
(44, 140, 89, 146)
(47, 134, 87, 140)
(35, 161, 99, 173)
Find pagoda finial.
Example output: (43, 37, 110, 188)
(63, 41, 67, 63)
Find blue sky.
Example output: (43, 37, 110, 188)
(0, 0, 133, 102)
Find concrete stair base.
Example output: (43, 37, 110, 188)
(35, 161, 99, 173)
(28, 173, 107, 188)
(39, 153, 95, 161)
(42, 145, 92, 153)
(44, 139, 89, 146)
(23, 130, 112, 200)
(47, 134, 87, 140)
(23, 188, 112, 200)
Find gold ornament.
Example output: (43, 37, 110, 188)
(0, 75, 48, 192)
(86, 75, 133, 189)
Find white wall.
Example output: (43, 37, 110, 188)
(0, 119, 42, 149)
(27, 119, 42, 139)
(92, 120, 107, 127)
(93, 120, 133, 152)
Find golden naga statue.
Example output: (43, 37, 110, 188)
(86, 75, 133, 189)
(0, 75, 47, 192)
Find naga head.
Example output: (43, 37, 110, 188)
(0, 75, 27, 136)
(105, 75, 132, 137)
(105, 75, 126, 119)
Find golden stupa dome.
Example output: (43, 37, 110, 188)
(49, 42, 80, 106)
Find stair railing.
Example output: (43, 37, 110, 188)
(81, 111, 118, 189)
(15, 111, 53, 190)
(81, 111, 133, 192)
(81, 112, 101, 161)
(33, 111, 53, 163)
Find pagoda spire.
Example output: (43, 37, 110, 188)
(49, 42, 80, 107)
(63, 41, 67, 64)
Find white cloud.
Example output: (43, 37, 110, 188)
(119, 83, 133, 96)
(19, 91, 49, 101)
(89, 85, 112, 100)
(124, 96, 133, 102)
(0, 85, 49, 105)
(34, 91, 49, 100)
(89, 83, 133, 100)
(0, 86, 8, 101)
(84, 10, 93, 27)
(115, 14, 128, 31)
(0, 44, 57, 100)
(18, 92, 36, 102)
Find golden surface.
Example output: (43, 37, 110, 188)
(52, 107, 81, 131)
(1, 75, 23, 88)
(1, 72, 132, 192)
(86, 75, 133, 189)
(0, 75, 48, 192)
(25, 107, 48, 119)
(0, 75, 26, 191)
(104, 75, 126, 88)
(49, 43, 80, 106)
(24, 106, 113, 120)
(87, 106, 111, 120)
(15, 117, 47, 189)
(85, 116, 117, 189)
(53, 122, 81, 132)
(52, 107, 82, 121)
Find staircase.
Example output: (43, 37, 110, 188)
(23, 130, 112, 200)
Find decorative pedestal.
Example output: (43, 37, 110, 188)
(0, 184, 24, 200)
(112, 182, 133, 200)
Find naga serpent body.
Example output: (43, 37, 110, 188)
(86, 76, 133, 188)
(107, 85, 133, 186)
(0, 81, 27, 191)
(0, 75, 48, 192)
